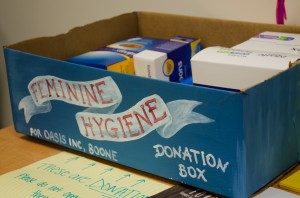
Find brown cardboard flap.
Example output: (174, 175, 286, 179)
(6, 11, 300, 60)
(137, 12, 300, 48)
(7, 12, 139, 60)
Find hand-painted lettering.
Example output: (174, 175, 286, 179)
(77, 95, 170, 142)
(28, 76, 119, 108)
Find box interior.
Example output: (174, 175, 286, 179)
(6, 12, 300, 61)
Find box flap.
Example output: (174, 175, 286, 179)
(137, 12, 300, 48)
(6, 12, 139, 60)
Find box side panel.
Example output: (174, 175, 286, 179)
(7, 12, 139, 61)
(296, 64, 300, 161)
(4, 48, 22, 128)
(5, 49, 245, 197)
(243, 65, 299, 195)
(137, 12, 300, 49)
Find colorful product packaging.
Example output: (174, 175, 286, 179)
(133, 36, 201, 82)
(68, 37, 166, 75)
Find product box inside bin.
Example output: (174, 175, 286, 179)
(4, 12, 300, 198)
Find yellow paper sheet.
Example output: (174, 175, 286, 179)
(279, 170, 300, 194)
(0, 152, 173, 198)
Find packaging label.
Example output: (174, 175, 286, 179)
(254, 33, 295, 41)
(233, 31, 300, 56)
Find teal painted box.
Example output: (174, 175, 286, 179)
(4, 12, 300, 198)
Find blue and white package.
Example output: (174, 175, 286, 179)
(68, 47, 136, 74)
(133, 36, 201, 82)
(68, 37, 166, 74)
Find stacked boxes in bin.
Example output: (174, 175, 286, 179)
(191, 31, 300, 91)
(4, 12, 300, 198)
(190, 46, 299, 90)
(68, 36, 201, 83)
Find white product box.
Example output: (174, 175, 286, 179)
(134, 50, 169, 81)
(233, 31, 300, 55)
(191, 46, 299, 90)
(133, 37, 201, 82)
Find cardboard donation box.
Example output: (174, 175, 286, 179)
(4, 12, 300, 198)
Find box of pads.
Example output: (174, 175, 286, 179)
(191, 46, 299, 90)
(4, 12, 300, 198)
(67, 47, 136, 74)
(68, 37, 166, 74)
(233, 31, 300, 55)
(133, 36, 201, 82)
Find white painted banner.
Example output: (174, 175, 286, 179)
(19, 75, 214, 141)
(19, 76, 122, 123)
(76, 94, 214, 141)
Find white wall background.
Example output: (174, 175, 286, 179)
(0, 0, 299, 128)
